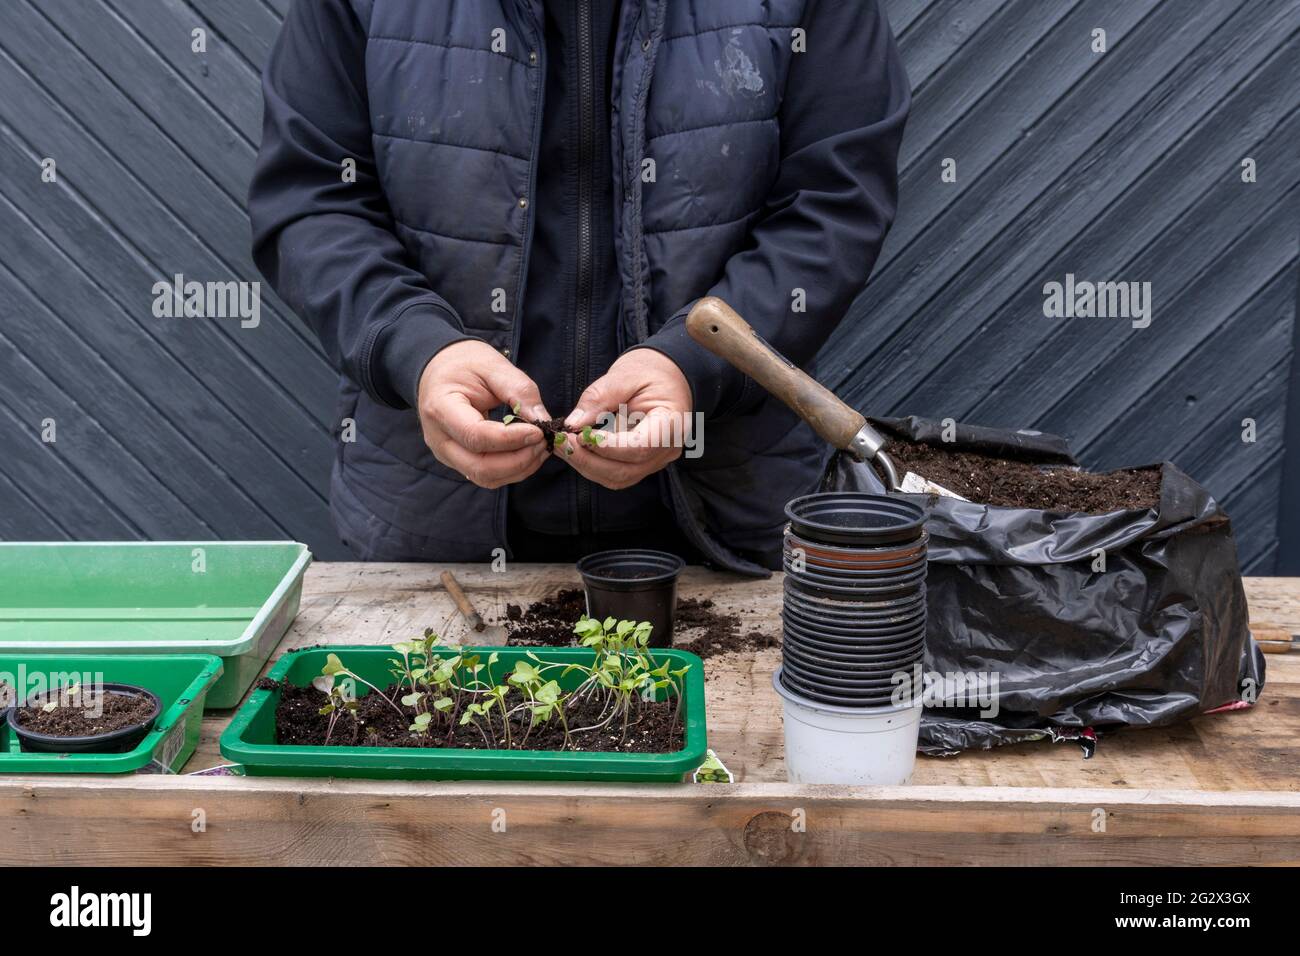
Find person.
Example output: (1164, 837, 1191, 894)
(250, 0, 908, 574)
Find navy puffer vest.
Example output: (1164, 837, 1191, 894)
(332, 0, 828, 574)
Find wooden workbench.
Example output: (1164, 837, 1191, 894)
(2, 564, 1297, 866)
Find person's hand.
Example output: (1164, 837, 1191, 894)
(561, 349, 692, 490)
(417, 340, 550, 489)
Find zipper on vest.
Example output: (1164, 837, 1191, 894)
(574, 0, 595, 537)
(503, 13, 547, 557)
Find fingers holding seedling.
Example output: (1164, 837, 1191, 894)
(416, 342, 555, 488)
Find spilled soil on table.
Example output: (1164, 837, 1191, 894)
(673, 598, 780, 659)
(502, 588, 588, 646)
(887, 440, 1161, 512)
(501, 589, 778, 660)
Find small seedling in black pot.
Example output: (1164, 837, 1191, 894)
(8, 681, 161, 754)
(576, 549, 685, 648)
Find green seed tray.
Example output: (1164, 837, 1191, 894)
(221, 645, 708, 782)
(0, 653, 222, 773)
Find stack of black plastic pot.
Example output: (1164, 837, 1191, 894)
(774, 493, 928, 784)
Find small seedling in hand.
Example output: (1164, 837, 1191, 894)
(580, 425, 604, 447)
(502, 401, 521, 425)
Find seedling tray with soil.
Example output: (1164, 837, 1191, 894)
(221, 636, 707, 782)
(0, 653, 222, 773)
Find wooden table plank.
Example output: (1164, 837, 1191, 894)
(3, 776, 1298, 867)
(184, 566, 1300, 792)
(1, 564, 1296, 866)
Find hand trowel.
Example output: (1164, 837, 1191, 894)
(684, 297, 961, 497)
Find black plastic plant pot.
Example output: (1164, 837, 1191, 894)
(782, 639, 925, 676)
(782, 598, 925, 631)
(782, 610, 926, 643)
(782, 640, 927, 676)
(784, 567, 927, 597)
(782, 619, 927, 653)
(785, 551, 927, 580)
(785, 571, 926, 602)
(781, 656, 921, 692)
(782, 604, 925, 635)
(8, 682, 162, 754)
(576, 549, 686, 648)
(783, 556, 929, 588)
(785, 546, 930, 574)
(782, 620, 927, 656)
(783, 614, 926, 641)
(785, 530, 929, 570)
(782, 595, 927, 631)
(783, 638, 925, 676)
(782, 584, 927, 618)
(774, 580, 930, 608)
(778, 667, 904, 708)
(785, 493, 927, 548)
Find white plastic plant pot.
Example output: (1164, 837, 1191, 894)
(772, 667, 921, 785)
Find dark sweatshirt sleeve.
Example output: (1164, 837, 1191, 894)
(249, 0, 471, 409)
(638, 0, 910, 419)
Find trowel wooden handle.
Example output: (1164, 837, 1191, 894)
(686, 297, 866, 449)
(440, 571, 486, 632)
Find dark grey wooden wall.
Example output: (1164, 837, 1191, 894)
(0, 0, 1295, 571)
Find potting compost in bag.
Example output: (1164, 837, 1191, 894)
(823, 416, 1265, 756)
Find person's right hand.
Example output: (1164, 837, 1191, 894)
(416, 340, 550, 489)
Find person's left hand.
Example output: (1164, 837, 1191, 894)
(561, 349, 693, 490)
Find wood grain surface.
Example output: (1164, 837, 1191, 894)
(1, 563, 1295, 866)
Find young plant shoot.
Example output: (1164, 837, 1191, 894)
(283, 618, 689, 752)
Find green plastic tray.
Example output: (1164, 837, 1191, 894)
(0, 542, 311, 709)
(0, 653, 222, 773)
(221, 645, 708, 782)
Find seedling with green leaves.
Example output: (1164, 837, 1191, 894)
(40, 680, 83, 713)
(310, 615, 690, 751)
(564, 615, 688, 741)
(312, 672, 360, 744)
(37, 680, 109, 715)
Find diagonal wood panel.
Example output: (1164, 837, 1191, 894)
(828, 0, 1298, 573)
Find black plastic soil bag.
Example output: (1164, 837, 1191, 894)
(829, 416, 1265, 756)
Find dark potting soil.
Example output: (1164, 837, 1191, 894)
(13, 690, 154, 737)
(886, 440, 1161, 512)
(270, 679, 683, 753)
(674, 597, 780, 660)
(503, 587, 588, 646)
(501, 589, 778, 660)
(530, 416, 572, 448)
